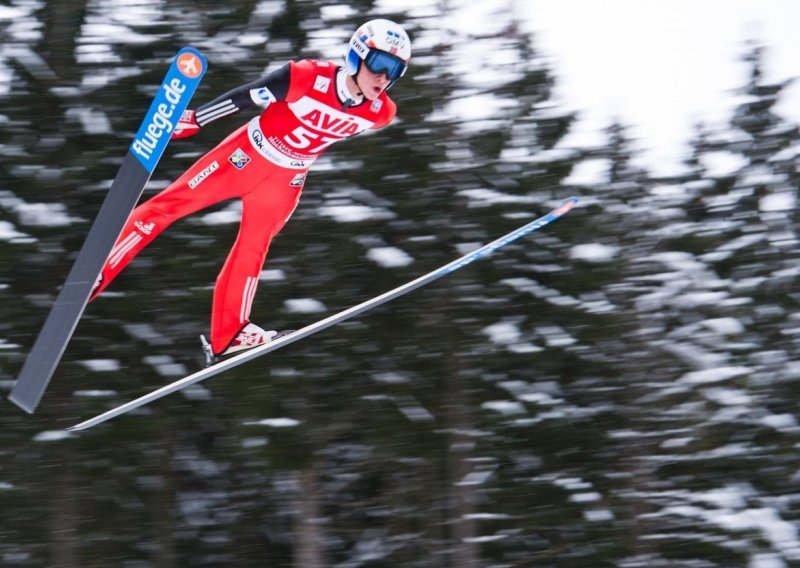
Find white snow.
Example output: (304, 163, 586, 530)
(536, 325, 577, 347)
(679, 366, 751, 385)
(283, 298, 326, 314)
(482, 400, 526, 415)
(750, 554, 787, 568)
(701, 317, 746, 335)
(253, 0, 286, 18)
(123, 323, 170, 346)
(371, 371, 411, 384)
(197, 202, 242, 225)
(259, 269, 286, 281)
(702, 387, 753, 406)
(585, 509, 615, 522)
(245, 418, 301, 427)
(66, 107, 112, 135)
(458, 188, 537, 207)
(760, 413, 798, 432)
(569, 243, 619, 262)
(482, 321, 522, 344)
(182, 385, 212, 401)
(456, 470, 494, 486)
(0, 220, 30, 242)
(569, 492, 602, 503)
(143, 355, 187, 378)
(73, 389, 118, 398)
(463, 534, 508, 543)
(760, 192, 796, 212)
(317, 204, 395, 223)
(399, 405, 435, 422)
(78, 359, 121, 372)
(366, 246, 413, 268)
(33, 430, 74, 442)
(702, 151, 750, 178)
(0, 192, 80, 228)
(563, 159, 610, 186)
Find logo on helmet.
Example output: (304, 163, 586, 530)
(386, 30, 403, 50)
(350, 36, 368, 58)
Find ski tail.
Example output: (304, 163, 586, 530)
(67, 197, 578, 431)
(9, 47, 207, 414)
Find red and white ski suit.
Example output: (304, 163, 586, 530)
(93, 59, 396, 355)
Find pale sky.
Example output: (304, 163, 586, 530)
(522, 0, 800, 175)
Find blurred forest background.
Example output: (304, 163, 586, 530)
(2, 1, 800, 567)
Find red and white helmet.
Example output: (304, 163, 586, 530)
(345, 19, 411, 89)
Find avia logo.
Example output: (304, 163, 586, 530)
(177, 53, 203, 78)
(188, 160, 219, 188)
(300, 109, 360, 136)
(134, 221, 155, 235)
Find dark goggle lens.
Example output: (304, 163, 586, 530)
(365, 50, 406, 81)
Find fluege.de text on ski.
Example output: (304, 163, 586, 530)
(131, 78, 186, 165)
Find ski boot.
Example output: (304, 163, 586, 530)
(201, 323, 295, 366)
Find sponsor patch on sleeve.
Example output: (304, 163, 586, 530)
(228, 149, 251, 170)
(250, 86, 276, 107)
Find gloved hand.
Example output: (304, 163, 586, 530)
(172, 109, 200, 139)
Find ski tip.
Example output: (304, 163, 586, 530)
(174, 47, 207, 79)
(552, 196, 579, 217)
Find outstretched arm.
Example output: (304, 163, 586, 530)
(172, 63, 292, 139)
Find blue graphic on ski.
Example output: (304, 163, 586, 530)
(9, 48, 207, 414)
(68, 197, 579, 431)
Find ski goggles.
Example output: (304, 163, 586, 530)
(364, 49, 407, 82)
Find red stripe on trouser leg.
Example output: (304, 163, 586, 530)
(209, 175, 302, 355)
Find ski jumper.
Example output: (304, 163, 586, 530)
(93, 59, 397, 355)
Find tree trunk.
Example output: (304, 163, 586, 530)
(293, 466, 325, 568)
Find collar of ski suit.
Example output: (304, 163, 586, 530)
(336, 67, 364, 108)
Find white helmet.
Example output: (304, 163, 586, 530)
(345, 19, 411, 89)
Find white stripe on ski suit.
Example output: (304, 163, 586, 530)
(109, 232, 143, 268)
(196, 101, 237, 125)
(240, 276, 258, 324)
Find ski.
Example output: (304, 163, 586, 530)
(9, 48, 207, 414)
(68, 196, 578, 431)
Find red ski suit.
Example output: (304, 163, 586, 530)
(94, 59, 396, 355)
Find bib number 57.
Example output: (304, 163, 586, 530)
(284, 126, 338, 154)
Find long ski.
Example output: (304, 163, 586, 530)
(68, 196, 578, 431)
(9, 48, 207, 414)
